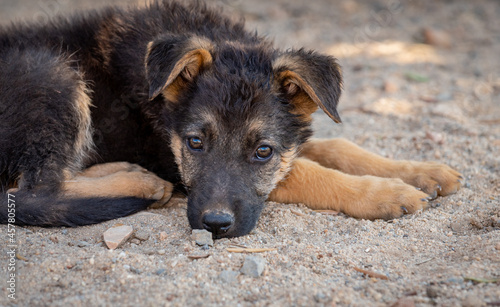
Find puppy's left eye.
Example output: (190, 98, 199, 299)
(254, 145, 273, 161)
(187, 137, 204, 151)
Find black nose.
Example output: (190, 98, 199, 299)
(202, 211, 234, 235)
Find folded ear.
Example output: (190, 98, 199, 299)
(145, 35, 213, 101)
(272, 50, 342, 123)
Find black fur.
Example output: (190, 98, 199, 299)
(0, 1, 342, 237)
(0, 191, 154, 227)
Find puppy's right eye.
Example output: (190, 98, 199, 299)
(187, 137, 203, 151)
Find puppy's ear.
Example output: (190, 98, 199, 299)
(145, 35, 213, 101)
(273, 50, 342, 123)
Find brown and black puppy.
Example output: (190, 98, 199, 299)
(0, 1, 461, 238)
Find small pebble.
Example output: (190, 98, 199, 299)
(495, 243, 500, 251)
(391, 297, 416, 307)
(451, 220, 468, 233)
(384, 81, 398, 93)
(422, 27, 451, 48)
(219, 270, 239, 283)
(77, 241, 91, 248)
(425, 131, 445, 144)
(192, 229, 214, 247)
(426, 286, 439, 299)
(240, 255, 266, 277)
(157, 249, 166, 255)
(462, 294, 484, 307)
(103, 225, 134, 250)
(159, 232, 168, 241)
(437, 92, 452, 101)
(134, 230, 150, 241)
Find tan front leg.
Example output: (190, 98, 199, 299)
(269, 158, 429, 220)
(63, 162, 173, 207)
(300, 138, 462, 197)
(78, 162, 149, 178)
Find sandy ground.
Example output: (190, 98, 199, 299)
(1, 0, 499, 306)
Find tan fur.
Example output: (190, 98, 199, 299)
(63, 162, 173, 207)
(69, 79, 94, 174)
(273, 55, 341, 123)
(156, 48, 213, 102)
(300, 138, 462, 196)
(78, 162, 147, 178)
(170, 132, 184, 174)
(169, 132, 200, 187)
(247, 118, 266, 134)
(274, 147, 297, 186)
(277, 70, 320, 121)
(269, 158, 429, 220)
(269, 138, 462, 219)
(160, 38, 213, 102)
(146, 36, 213, 101)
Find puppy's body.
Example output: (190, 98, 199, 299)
(0, 1, 461, 237)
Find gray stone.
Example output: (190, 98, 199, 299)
(450, 220, 469, 233)
(191, 229, 213, 246)
(240, 255, 266, 277)
(134, 230, 150, 241)
(219, 270, 239, 283)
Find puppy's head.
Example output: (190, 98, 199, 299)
(145, 35, 342, 238)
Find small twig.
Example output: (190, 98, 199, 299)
(353, 267, 389, 280)
(290, 209, 305, 216)
(16, 253, 28, 261)
(403, 290, 418, 296)
(188, 253, 211, 260)
(228, 243, 248, 248)
(227, 248, 277, 253)
(415, 257, 434, 266)
(464, 276, 499, 284)
(315, 210, 339, 215)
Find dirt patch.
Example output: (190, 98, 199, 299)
(1, 0, 499, 306)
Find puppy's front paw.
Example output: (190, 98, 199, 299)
(402, 161, 463, 198)
(343, 176, 430, 220)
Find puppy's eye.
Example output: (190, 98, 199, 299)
(187, 137, 203, 151)
(254, 145, 273, 161)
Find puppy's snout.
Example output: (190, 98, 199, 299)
(202, 211, 234, 236)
